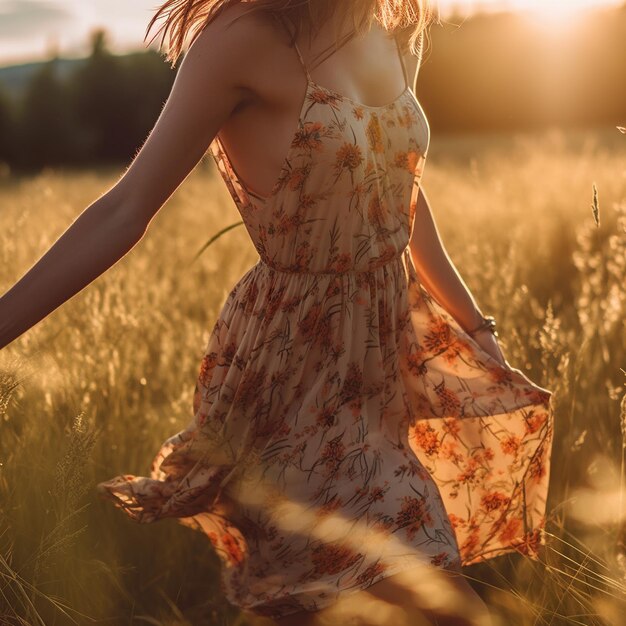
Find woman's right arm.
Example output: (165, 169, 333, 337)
(0, 8, 268, 350)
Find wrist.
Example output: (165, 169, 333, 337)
(465, 313, 498, 338)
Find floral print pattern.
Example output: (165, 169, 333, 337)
(97, 72, 554, 619)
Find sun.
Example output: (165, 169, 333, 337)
(507, 0, 604, 28)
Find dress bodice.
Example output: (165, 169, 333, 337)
(208, 36, 430, 275)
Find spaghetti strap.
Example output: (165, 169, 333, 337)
(292, 40, 313, 83)
(393, 33, 410, 91)
(307, 28, 358, 73)
(275, 14, 313, 84)
(276, 14, 357, 85)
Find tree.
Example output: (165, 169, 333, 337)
(18, 56, 73, 169)
(0, 85, 15, 167)
(68, 29, 133, 163)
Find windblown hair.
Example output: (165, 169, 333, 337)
(144, 0, 437, 67)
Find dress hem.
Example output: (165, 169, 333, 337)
(236, 530, 544, 620)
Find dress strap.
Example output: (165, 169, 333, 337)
(307, 27, 358, 73)
(393, 33, 410, 91)
(292, 40, 313, 84)
(276, 14, 357, 85)
(276, 14, 313, 84)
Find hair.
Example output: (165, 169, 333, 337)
(144, 0, 437, 68)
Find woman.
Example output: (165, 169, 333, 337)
(0, 1, 554, 624)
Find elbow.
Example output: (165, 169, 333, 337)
(111, 202, 150, 244)
(101, 187, 152, 242)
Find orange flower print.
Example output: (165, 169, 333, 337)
(487, 363, 516, 384)
(456, 457, 480, 485)
(308, 88, 342, 108)
(334, 142, 363, 175)
(498, 517, 522, 544)
(356, 561, 387, 585)
(198, 351, 217, 387)
(371, 244, 398, 268)
(394, 151, 408, 169)
(398, 103, 418, 128)
(395, 494, 434, 539)
(274, 214, 297, 236)
(311, 542, 363, 576)
(328, 252, 352, 272)
(424, 317, 452, 352)
(315, 312, 334, 349)
(369, 485, 386, 502)
(529, 449, 547, 484)
(352, 106, 365, 120)
(515, 528, 543, 558)
(339, 362, 364, 415)
(316, 494, 343, 518)
(298, 302, 322, 342)
(441, 441, 464, 464)
(219, 341, 237, 367)
(316, 406, 337, 429)
(288, 165, 310, 191)
(365, 115, 385, 153)
(435, 381, 462, 416)
(442, 417, 461, 438)
(221, 532, 245, 566)
(292, 122, 327, 152)
(321, 435, 345, 475)
(525, 410, 547, 435)
(460, 528, 481, 557)
(447, 513, 466, 531)
(394, 150, 420, 174)
(263, 284, 287, 321)
(292, 240, 314, 271)
(500, 434, 522, 456)
(368, 195, 387, 228)
(406, 350, 428, 377)
(234, 366, 267, 410)
(411, 422, 441, 456)
(480, 491, 510, 512)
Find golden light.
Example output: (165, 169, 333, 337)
(507, 0, 608, 28)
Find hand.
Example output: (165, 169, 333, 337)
(470, 328, 507, 367)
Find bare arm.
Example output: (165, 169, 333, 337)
(0, 9, 260, 350)
(408, 186, 484, 333)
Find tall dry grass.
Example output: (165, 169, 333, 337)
(0, 126, 624, 625)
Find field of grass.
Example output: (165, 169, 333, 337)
(0, 126, 625, 625)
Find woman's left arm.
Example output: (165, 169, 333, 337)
(409, 185, 507, 365)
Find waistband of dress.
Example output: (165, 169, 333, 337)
(256, 246, 409, 276)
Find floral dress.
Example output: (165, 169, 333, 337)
(97, 32, 554, 620)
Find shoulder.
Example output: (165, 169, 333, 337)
(184, 5, 287, 85)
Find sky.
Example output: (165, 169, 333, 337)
(0, 0, 621, 65)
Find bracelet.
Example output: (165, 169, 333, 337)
(466, 314, 498, 338)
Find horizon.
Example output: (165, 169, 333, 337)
(0, 0, 623, 67)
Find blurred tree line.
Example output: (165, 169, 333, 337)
(0, 5, 625, 171)
(418, 6, 626, 133)
(0, 29, 176, 171)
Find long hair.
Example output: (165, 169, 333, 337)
(144, 0, 437, 68)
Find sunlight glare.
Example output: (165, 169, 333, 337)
(509, 0, 605, 28)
